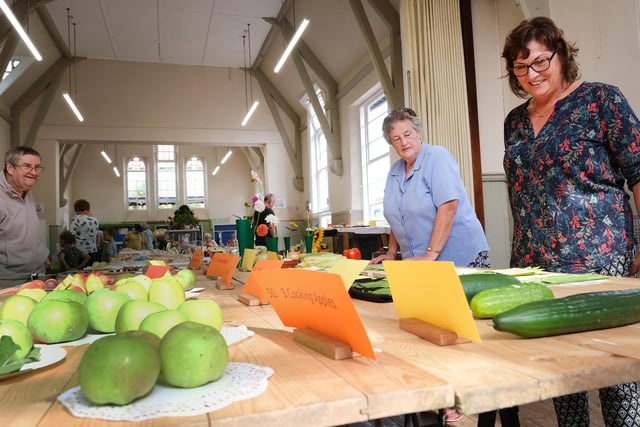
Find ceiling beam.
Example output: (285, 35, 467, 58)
(253, 68, 303, 191)
(59, 143, 84, 208)
(349, 0, 403, 109)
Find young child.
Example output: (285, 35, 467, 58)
(101, 227, 118, 263)
(59, 230, 90, 271)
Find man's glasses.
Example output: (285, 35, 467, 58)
(512, 51, 557, 77)
(12, 163, 45, 173)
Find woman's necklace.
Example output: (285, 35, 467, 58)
(530, 82, 577, 118)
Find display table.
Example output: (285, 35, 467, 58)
(2, 272, 640, 425)
(324, 226, 391, 259)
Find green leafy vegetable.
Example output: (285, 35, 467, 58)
(0, 336, 41, 376)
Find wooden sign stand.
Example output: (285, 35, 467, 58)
(399, 318, 471, 346)
(293, 328, 353, 360)
(237, 293, 260, 306)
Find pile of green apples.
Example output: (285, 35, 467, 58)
(0, 267, 229, 403)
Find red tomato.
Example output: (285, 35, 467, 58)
(343, 248, 362, 260)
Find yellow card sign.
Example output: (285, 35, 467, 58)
(328, 258, 371, 290)
(206, 252, 240, 287)
(383, 260, 481, 342)
(251, 269, 376, 359)
(241, 249, 257, 271)
(242, 259, 284, 304)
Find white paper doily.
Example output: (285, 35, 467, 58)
(54, 325, 254, 347)
(57, 362, 274, 421)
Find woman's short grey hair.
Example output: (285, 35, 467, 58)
(264, 193, 275, 202)
(382, 108, 423, 144)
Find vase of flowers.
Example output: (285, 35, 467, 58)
(235, 218, 254, 263)
(235, 170, 265, 263)
(304, 209, 314, 253)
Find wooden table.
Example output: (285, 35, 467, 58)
(0, 271, 452, 427)
(2, 271, 640, 426)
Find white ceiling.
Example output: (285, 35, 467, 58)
(44, 0, 283, 68)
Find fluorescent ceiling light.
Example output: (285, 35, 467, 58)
(220, 150, 233, 164)
(212, 165, 220, 176)
(112, 166, 120, 177)
(100, 150, 112, 164)
(241, 100, 259, 127)
(273, 18, 309, 73)
(0, 0, 42, 61)
(62, 92, 84, 122)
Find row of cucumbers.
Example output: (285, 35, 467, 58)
(461, 272, 640, 338)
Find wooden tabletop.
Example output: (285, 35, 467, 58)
(2, 271, 640, 425)
(0, 271, 452, 427)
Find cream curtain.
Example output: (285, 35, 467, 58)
(402, 0, 475, 206)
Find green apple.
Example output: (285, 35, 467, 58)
(159, 321, 228, 388)
(114, 279, 148, 301)
(139, 309, 188, 339)
(16, 288, 47, 303)
(28, 299, 89, 344)
(130, 274, 152, 292)
(178, 299, 224, 330)
(148, 277, 185, 309)
(84, 273, 104, 294)
(0, 319, 33, 362)
(0, 295, 37, 326)
(176, 269, 197, 290)
(42, 288, 87, 305)
(113, 273, 135, 284)
(114, 300, 166, 334)
(85, 289, 131, 333)
(78, 334, 160, 405)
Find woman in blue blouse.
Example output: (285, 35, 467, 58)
(502, 16, 640, 427)
(371, 108, 489, 268)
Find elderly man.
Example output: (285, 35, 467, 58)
(0, 146, 49, 288)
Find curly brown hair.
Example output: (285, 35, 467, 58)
(502, 16, 580, 98)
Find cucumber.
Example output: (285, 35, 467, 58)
(470, 282, 554, 318)
(459, 272, 521, 302)
(491, 288, 640, 338)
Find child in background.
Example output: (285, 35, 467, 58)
(59, 230, 90, 271)
(226, 232, 238, 247)
(101, 228, 118, 263)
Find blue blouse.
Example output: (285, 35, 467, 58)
(383, 143, 489, 266)
(504, 82, 640, 273)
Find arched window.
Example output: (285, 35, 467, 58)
(157, 145, 177, 209)
(185, 156, 205, 208)
(126, 157, 147, 210)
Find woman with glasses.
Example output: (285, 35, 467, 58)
(503, 16, 640, 426)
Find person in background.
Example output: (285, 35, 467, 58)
(253, 193, 277, 247)
(370, 108, 489, 423)
(122, 224, 145, 250)
(226, 231, 238, 247)
(155, 229, 168, 251)
(70, 199, 99, 265)
(101, 227, 118, 263)
(140, 222, 154, 250)
(0, 146, 49, 288)
(58, 230, 90, 271)
(502, 16, 640, 427)
(201, 232, 218, 252)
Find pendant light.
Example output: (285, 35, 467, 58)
(112, 145, 120, 177)
(62, 8, 84, 122)
(240, 23, 259, 126)
(273, 0, 308, 73)
(0, 0, 42, 61)
(221, 149, 232, 164)
(100, 144, 112, 164)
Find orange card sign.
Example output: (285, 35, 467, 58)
(188, 249, 204, 269)
(242, 259, 285, 304)
(206, 252, 240, 287)
(251, 269, 376, 359)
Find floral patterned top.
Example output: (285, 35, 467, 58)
(504, 82, 640, 273)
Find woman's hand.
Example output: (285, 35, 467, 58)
(370, 252, 395, 265)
